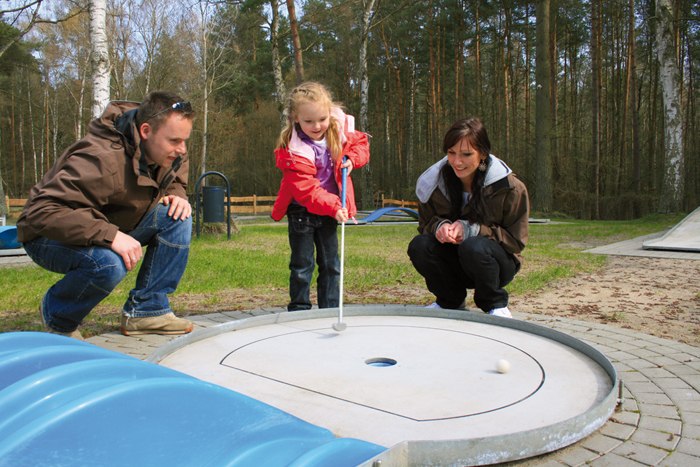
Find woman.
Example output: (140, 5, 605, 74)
(407, 118, 529, 317)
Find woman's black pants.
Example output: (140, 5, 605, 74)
(407, 234, 518, 312)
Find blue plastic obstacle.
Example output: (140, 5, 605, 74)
(0, 226, 21, 249)
(354, 206, 418, 224)
(0, 332, 385, 466)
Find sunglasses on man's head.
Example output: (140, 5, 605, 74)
(148, 101, 193, 121)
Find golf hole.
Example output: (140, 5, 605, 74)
(365, 357, 397, 367)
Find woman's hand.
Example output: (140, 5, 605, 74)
(447, 221, 464, 243)
(436, 221, 465, 244)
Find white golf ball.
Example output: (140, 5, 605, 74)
(496, 359, 511, 374)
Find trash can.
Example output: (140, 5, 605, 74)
(202, 186, 225, 223)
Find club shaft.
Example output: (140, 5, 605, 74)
(337, 157, 348, 327)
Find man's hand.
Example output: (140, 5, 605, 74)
(112, 231, 143, 271)
(160, 195, 192, 220)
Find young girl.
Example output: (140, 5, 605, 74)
(271, 82, 370, 311)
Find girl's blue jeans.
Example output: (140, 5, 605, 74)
(23, 204, 192, 332)
(286, 204, 340, 311)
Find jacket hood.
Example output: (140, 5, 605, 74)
(416, 154, 512, 203)
(90, 101, 140, 143)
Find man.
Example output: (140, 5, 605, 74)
(17, 91, 195, 340)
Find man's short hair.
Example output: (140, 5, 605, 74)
(136, 91, 194, 131)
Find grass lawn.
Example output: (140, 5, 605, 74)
(0, 213, 684, 337)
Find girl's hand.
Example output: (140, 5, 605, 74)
(335, 207, 349, 223)
(340, 158, 354, 175)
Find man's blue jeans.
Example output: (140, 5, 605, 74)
(23, 204, 191, 332)
(286, 204, 340, 311)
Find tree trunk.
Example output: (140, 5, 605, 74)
(26, 79, 38, 185)
(90, 0, 110, 119)
(655, 0, 684, 212)
(503, 5, 512, 155)
(286, 0, 304, 84)
(534, 0, 552, 213)
(358, 0, 375, 133)
(474, 1, 482, 112)
(270, 0, 286, 125)
(358, 0, 375, 209)
(549, 0, 558, 181)
(199, 3, 210, 179)
(407, 60, 416, 193)
(524, 1, 532, 176)
(10, 92, 17, 193)
(0, 124, 5, 220)
(77, 67, 87, 139)
(590, 0, 602, 218)
(626, 0, 641, 198)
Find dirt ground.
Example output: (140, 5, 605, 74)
(509, 255, 700, 347)
(179, 254, 700, 347)
(208, 255, 700, 347)
(4, 244, 699, 346)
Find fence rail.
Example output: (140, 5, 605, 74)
(226, 195, 276, 215)
(4, 197, 27, 211)
(5, 194, 418, 215)
(380, 195, 418, 208)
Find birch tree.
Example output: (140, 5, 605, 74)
(358, 0, 376, 209)
(269, 0, 286, 123)
(655, 0, 684, 212)
(358, 0, 375, 133)
(90, 0, 110, 118)
(196, 1, 214, 178)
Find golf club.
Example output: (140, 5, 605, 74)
(332, 157, 349, 332)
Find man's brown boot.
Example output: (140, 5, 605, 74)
(120, 312, 193, 336)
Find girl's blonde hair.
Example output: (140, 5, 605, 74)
(277, 81, 343, 161)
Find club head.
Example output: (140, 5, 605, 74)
(332, 322, 347, 332)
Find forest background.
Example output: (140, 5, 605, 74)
(0, 0, 697, 220)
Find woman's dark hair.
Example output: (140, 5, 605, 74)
(441, 117, 491, 222)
